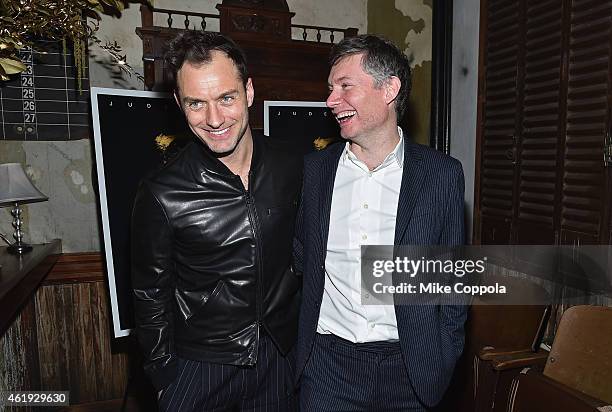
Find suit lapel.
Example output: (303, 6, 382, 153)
(319, 143, 344, 251)
(394, 140, 426, 244)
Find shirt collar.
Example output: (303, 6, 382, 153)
(343, 126, 405, 170)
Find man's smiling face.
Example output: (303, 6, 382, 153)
(175, 51, 254, 156)
(326, 53, 394, 145)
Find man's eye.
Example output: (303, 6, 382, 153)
(221, 95, 235, 104)
(187, 101, 203, 110)
(341, 83, 351, 89)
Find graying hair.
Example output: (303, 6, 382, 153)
(330, 34, 412, 120)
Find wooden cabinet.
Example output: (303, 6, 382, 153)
(476, 0, 612, 245)
(0, 250, 131, 410)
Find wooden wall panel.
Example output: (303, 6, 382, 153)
(91, 281, 111, 399)
(76, 284, 96, 400)
(35, 280, 129, 404)
(0, 299, 38, 412)
(36, 285, 69, 392)
(1, 251, 133, 409)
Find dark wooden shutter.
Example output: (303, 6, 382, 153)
(479, 0, 521, 244)
(514, 0, 564, 244)
(561, 0, 612, 244)
(477, 0, 612, 245)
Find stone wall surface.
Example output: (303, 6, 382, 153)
(367, 0, 433, 145)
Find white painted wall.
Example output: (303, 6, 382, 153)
(0, 141, 101, 252)
(450, 0, 480, 243)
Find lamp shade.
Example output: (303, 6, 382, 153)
(0, 163, 48, 207)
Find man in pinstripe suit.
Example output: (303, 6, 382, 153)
(294, 35, 467, 411)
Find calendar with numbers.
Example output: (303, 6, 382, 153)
(0, 39, 90, 141)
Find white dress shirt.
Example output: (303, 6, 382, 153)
(316, 127, 404, 342)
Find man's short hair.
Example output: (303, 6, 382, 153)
(165, 31, 249, 90)
(330, 34, 412, 120)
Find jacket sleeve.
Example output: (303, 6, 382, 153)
(440, 160, 465, 246)
(439, 161, 468, 363)
(131, 181, 177, 391)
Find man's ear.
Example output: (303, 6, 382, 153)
(384, 76, 401, 105)
(246, 78, 254, 107)
(174, 90, 182, 110)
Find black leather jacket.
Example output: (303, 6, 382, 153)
(131, 132, 302, 390)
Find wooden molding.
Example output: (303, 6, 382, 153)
(0, 240, 62, 336)
(43, 252, 105, 285)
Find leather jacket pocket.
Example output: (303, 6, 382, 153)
(176, 281, 224, 322)
(197, 280, 224, 314)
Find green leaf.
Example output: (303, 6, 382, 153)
(111, 0, 125, 11)
(84, 8, 102, 19)
(98, 0, 115, 8)
(0, 57, 26, 75)
(0, 37, 23, 49)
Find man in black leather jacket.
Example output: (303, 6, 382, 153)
(131, 31, 302, 411)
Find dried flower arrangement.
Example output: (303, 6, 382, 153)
(0, 0, 147, 85)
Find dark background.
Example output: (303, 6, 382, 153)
(266, 104, 340, 154)
(94, 92, 187, 335)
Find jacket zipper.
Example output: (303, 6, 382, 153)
(243, 171, 264, 364)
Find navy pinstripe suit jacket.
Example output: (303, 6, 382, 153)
(294, 138, 467, 408)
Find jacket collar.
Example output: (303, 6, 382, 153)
(319, 142, 345, 247)
(192, 129, 263, 178)
(394, 139, 425, 244)
(318, 137, 425, 245)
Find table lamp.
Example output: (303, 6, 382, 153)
(0, 163, 48, 255)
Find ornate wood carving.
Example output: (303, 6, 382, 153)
(221, 0, 289, 11)
(233, 14, 268, 33)
(217, 4, 294, 41)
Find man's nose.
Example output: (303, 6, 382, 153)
(326, 89, 340, 109)
(206, 104, 223, 128)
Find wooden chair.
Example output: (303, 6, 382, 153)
(472, 275, 552, 412)
(507, 305, 612, 412)
(437, 274, 550, 412)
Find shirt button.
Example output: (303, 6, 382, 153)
(364, 293, 370, 299)
(369, 323, 375, 329)
(362, 234, 367, 240)
(363, 203, 368, 209)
